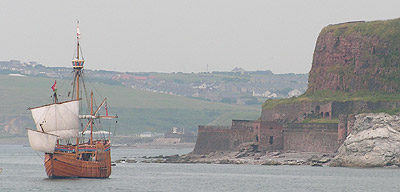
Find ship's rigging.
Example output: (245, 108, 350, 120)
(27, 20, 117, 178)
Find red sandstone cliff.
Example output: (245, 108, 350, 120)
(307, 19, 400, 93)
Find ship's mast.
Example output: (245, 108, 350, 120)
(72, 20, 84, 100)
(71, 20, 118, 147)
(72, 20, 84, 151)
(90, 91, 94, 145)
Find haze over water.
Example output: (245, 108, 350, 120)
(1, 145, 399, 192)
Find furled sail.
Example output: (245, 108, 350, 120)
(29, 100, 80, 139)
(27, 129, 58, 153)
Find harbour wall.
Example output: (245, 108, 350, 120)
(193, 120, 340, 154)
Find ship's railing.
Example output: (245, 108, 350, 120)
(55, 140, 110, 153)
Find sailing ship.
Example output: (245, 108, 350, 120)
(27, 21, 117, 178)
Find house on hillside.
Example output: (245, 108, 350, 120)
(172, 127, 184, 134)
(139, 132, 154, 138)
(288, 89, 302, 97)
(252, 90, 271, 97)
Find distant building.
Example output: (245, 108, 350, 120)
(192, 83, 207, 89)
(267, 93, 277, 98)
(139, 132, 154, 138)
(288, 89, 302, 97)
(252, 90, 272, 97)
(134, 76, 148, 80)
(165, 127, 197, 143)
(231, 67, 246, 73)
(172, 127, 184, 134)
(198, 83, 207, 89)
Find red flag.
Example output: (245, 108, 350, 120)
(105, 102, 109, 116)
(51, 80, 57, 92)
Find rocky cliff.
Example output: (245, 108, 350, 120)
(331, 113, 400, 167)
(307, 19, 400, 93)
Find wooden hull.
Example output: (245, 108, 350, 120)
(44, 142, 111, 178)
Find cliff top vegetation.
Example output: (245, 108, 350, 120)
(263, 90, 400, 111)
(321, 18, 400, 39)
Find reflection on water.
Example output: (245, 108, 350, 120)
(1, 145, 399, 192)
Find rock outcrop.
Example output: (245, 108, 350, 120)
(1, 116, 30, 136)
(331, 113, 400, 167)
(307, 19, 400, 93)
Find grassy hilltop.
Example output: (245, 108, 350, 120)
(308, 18, 400, 94)
(0, 75, 260, 136)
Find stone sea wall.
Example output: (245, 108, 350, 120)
(283, 123, 339, 153)
(192, 125, 232, 154)
(193, 121, 340, 154)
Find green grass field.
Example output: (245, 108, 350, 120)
(0, 75, 260, 135)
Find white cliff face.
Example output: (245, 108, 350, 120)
(332, 113, 400, 167)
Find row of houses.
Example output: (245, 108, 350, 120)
(128, 78, 304, 103)
(0, 60, 307, 104)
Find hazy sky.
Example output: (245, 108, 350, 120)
(1, 0, 400, 74)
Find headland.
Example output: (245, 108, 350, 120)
(182, 18, 400, 167)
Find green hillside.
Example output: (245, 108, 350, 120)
(0, 75, 260, 135)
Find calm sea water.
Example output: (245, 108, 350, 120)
(1, 145, 399, 192)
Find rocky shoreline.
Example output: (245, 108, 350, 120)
(146, 151, 335, 166)
(114, 142, 336, 167)
(112, 142, 195, 149)
(331, 113, 400, 168)
(114, 113, 400, 168)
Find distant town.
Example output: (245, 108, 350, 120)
(0, 60, 308, 105)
